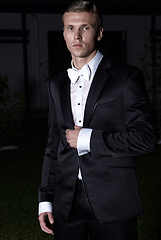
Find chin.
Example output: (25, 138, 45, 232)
(72, 51, 89, 58)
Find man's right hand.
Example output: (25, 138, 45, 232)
(38, 212, 54, 235)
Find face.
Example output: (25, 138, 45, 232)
(63, 11, 103, 62)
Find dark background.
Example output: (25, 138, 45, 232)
(0, 0, 161, 14)
(0, 1, 161, 240)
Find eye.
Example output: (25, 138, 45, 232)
(84, 26, 90, 30)
(65, 25, 73, 31)
(81, 25, 90, 31)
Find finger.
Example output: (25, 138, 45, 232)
(48, 212, 54, 224)
(66, 130, 69, 138)
(39, 213, 54, 235)
(66, 129, 71, 133)
(41, 223, 54, 235)
(74, 125, 81, 130)
(66, 133, 70, 142)
(66, 129, 71, 138)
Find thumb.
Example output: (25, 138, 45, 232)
(74, 125, 81, 130)
(48, 212, 54, 224)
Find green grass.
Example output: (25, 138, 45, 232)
(0, 140, 161, 240)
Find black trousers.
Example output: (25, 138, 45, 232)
(54, 180, 138, 240)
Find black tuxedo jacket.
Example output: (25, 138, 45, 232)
(39, 56, 156, 223)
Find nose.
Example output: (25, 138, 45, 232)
(74, 29, 82, 40)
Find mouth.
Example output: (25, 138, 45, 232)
(72, 43, 82, 48)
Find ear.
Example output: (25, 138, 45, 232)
(97, 27, 103, 41)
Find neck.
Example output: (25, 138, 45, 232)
(72, 50, 97, 70)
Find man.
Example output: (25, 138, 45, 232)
(38, 1, 156, 239)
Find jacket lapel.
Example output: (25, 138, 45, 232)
(59, 71, 75, 129)
(83, 57, 112, 127)
(57, 57, 112, 129)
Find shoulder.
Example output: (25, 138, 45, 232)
(48, 70, 68, 88)
(105, 60, 146, 95)
(109, 62, 145, 88)
(111, 62, 143, 79)
(112, 64, 148, 99)
(101, 56, 144, 80)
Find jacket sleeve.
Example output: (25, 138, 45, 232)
(38, 80, 60, 202)
(90, 68, 156, 158)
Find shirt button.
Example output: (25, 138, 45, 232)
(78, 103, 80, 105)
(79, 120, 81, 123)
(79, 86, 82, 88)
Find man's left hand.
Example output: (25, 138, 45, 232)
(66, 125, 81, 148)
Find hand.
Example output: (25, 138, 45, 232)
(66, 125, 81, 148)
(38, 212, 54, 235)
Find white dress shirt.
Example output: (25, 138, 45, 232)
(39, 51, 103, 215)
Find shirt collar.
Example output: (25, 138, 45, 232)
(70, 50, 103, 78)
(88, 50, 103, 78)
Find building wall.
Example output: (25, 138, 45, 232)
(0, 13, 157, 111)
(0, 13, 24, 96)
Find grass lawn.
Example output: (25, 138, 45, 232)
(0, 136, 161, 240)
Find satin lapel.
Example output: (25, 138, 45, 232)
(83, 58, 112, 127)
(59, 72, 75, 129)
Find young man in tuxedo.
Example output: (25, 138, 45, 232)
(38, 1, 156, 239)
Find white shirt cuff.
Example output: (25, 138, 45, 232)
(39, 201, 52, 215)
(77, 128, 92, 156)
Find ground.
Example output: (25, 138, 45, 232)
(0, 136, 161, 240)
